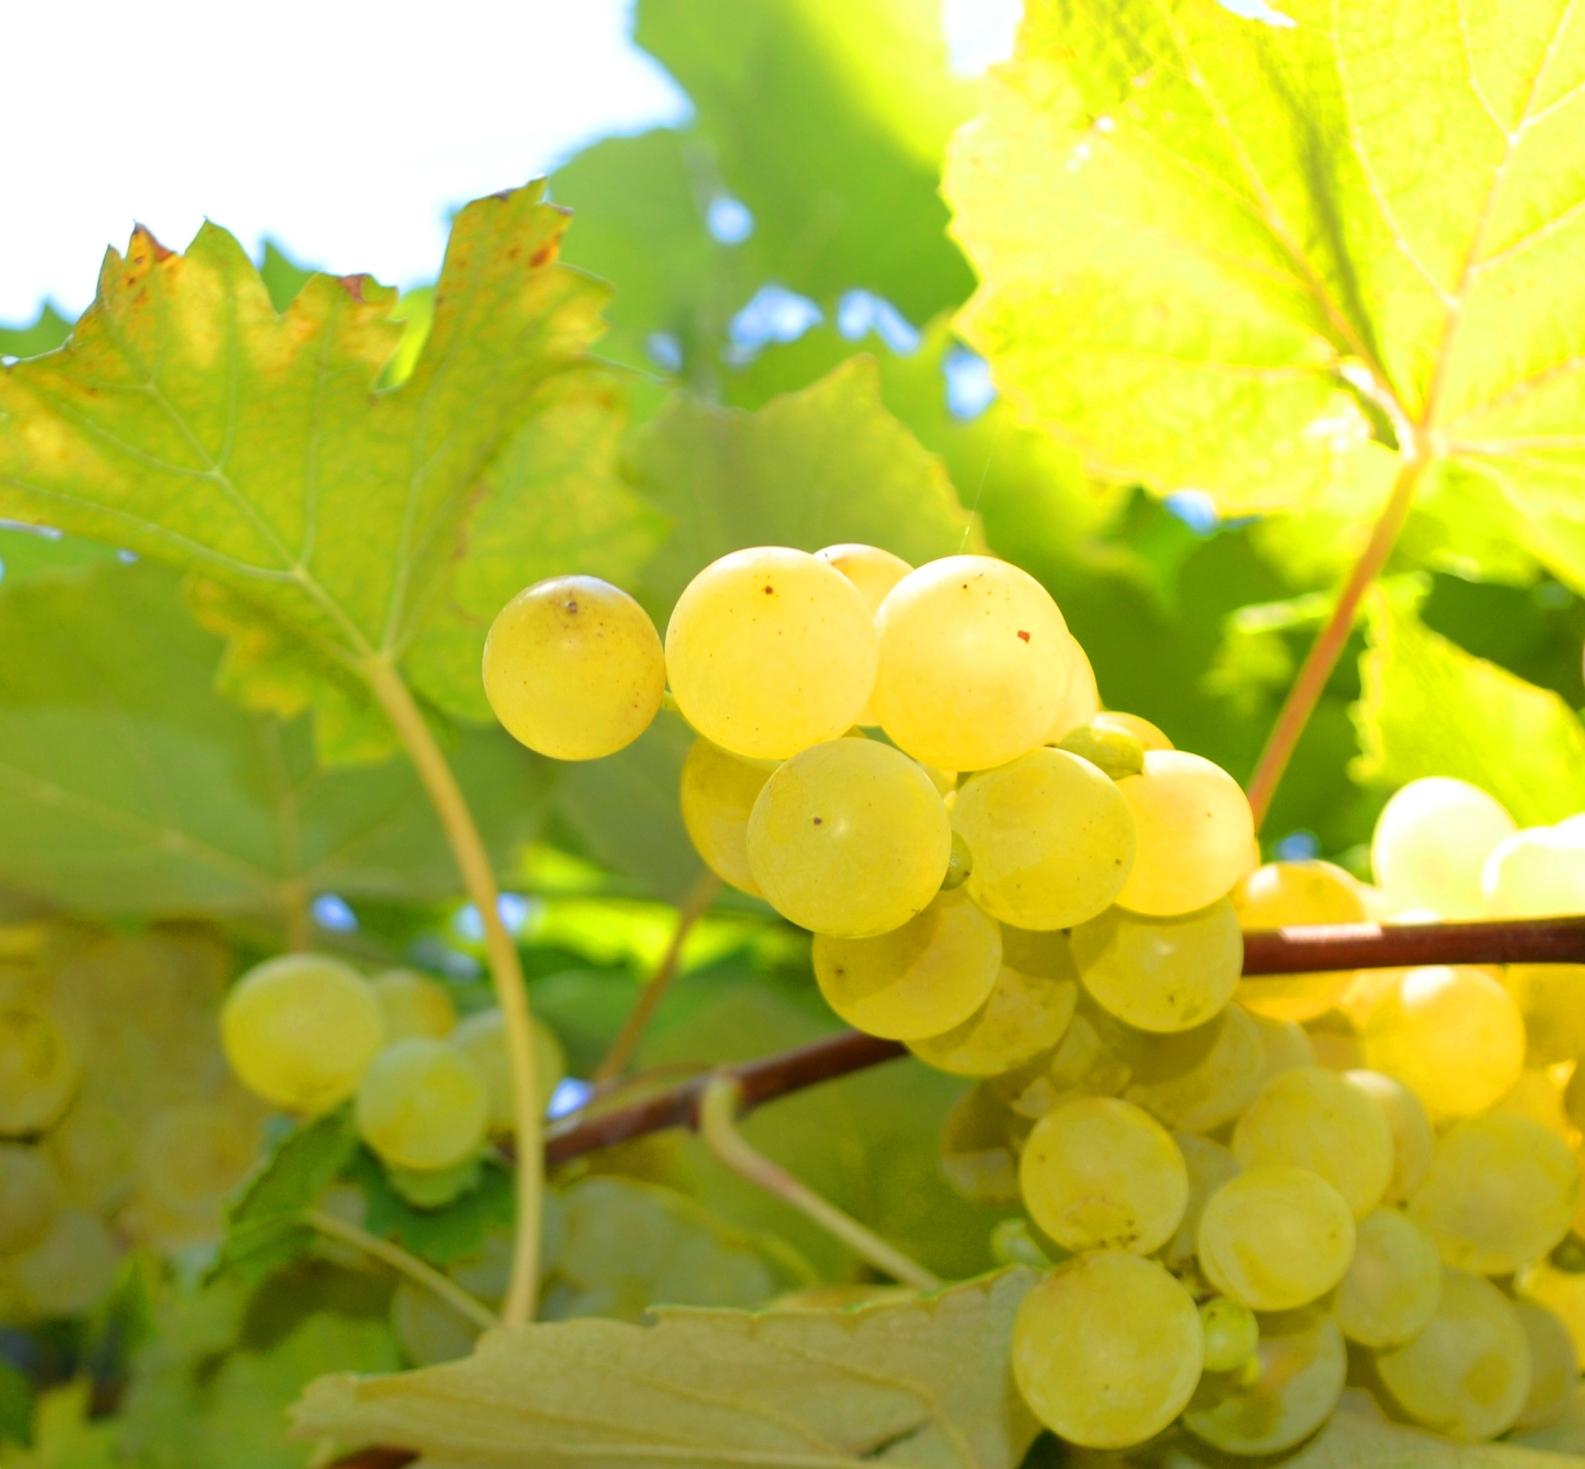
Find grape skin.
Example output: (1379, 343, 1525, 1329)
(0, 1144, 61, 1255)
(1513, 1297, 1580, 1430)
(0, 999, 82, 1136)
(373, 970, 458, 1041)
(355, 1038, 490, 1172)
(9, 1207, 121, 1319)
(452, 1008, 566, 1129)
(1336, 1207, 1442, 1348)
(1123, 1005, 1264, 1135)
(1231, 860, 1368, 1021)
(1199, 1295, 1259, 1374)
(813, 543, 911, 726)
(679, 737, 774, 895)
(1342, 1069, 1435, 1206)
(1370, 777, 1516, 918)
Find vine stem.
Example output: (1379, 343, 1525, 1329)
(1246, 446, 1427, 828)
(305, 1208, 496, 1333)
(363, 657, 541, 1327)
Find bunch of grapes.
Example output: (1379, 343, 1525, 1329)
(482, 546, 1585, 1455)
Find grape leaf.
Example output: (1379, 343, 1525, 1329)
(0, 1384, 119, 1469)
(349, 1150, 516, 1266)
(0, 304, 70, 362)
(293, 1269, 1041, 1468)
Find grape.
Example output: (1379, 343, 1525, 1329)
(1045, 639, 1101, 743)
(813, 891, 1001, 1040)
(950, 748, 1134, 929)
(1199, 1296, 1258, 1374)
(1408, 1113, 1578, 1274)
(10, 1208, 121, 1318)
(1482, 824, 1585, 917)
(1343, 1069, 1434, 1205)
(1504, 966, 1585, 1067)
(1123, 1005, 1263, 1134)
(679, 737, 773, 895)
(1375, 1268, 1532, 1440)
(1370, 776, 1517, 917)
(872, 554, 1079, 771)
(990, 1217, 1054, 1270)
(1248, 1011, 1317, 1087)
(45, 1099, 135, 1213)
(1231, 860, 1367, 1021)
(909, 926, 1078, 1076)
(1197, 1165, 1356, 1310)
(1055, 719, 1143, 780)
(0, 1145, 61, 1255)
(373, 969, 457, 1041)
(813, 543, 911, 724)
(1231, 1065, 1393, 1217)
(1183, 1313, 1346, 1456)
(355, 1038, 490, 1171)
(1012, 1251, 1203, 1449)
(1491, 1065, 1571, 1137)
(1513, 1297, 1580, 1429)
(1165, 1132, 1241, 1270)
(1336, 1207, 1442, 1347)
(483, 575, 665, 761)
(665, 547, 876, 760)
(1362, 965, 1525, 1118)
(0, 998, 81, 1135)
(994, 995, 1137, 1118)
(220, 954, 384, 1114)
(747, 738, 949, 938)
(938, 1084, 1020, 1205)
(1096, 710, 1172, 750)
(1114, 751, 1256, 917)
(136, 1102, 260, 1217)
(451, 1008, 565, 1129)
(1071, 898, 1241, 1034)
(391, 1276, 482, 1366)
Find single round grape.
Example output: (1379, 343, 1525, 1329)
(220, 954, 384, 1114)
(1336, 1207, 1442, 1347)
(1501, 965, 1585, 1067)
(1409, 1113, 1578, 1274)
(1072, 898, 1241, 1034)
(1371, 777, 1517, 918)
(1183, 1313, 1346, 1456)
(1513, 1297, 1580, 1429)
(1019, 1096, 1187, 1255)
(373, 970, 457, 1041)
(666, 547, 876, 760)
(1198, 1295, 1259, 1374)
(137, 1103, 260, 1217)
(1375, 1268, 1532, 1440)
(1165, 1132, 1241, 1269)
(995, 995, 1138, 1119)
(1232, 1065, 1393, 1217)
(814, 543, 911, 725)
(1012, 1252, 1203, 1449)
(747, 738, 949, 938)
(0, 1145, 61, 1255)
(1197, 1165, 1356, 1311)
(1482, 825, 1585, 917)
(1056, 719, 1143, 780)
(989, 1217, 1054, 1270)
(1343, 1069, 1434, 1205)
(1045, 639, 1101, 744)
(1363, 965, 1525, 1118)
(1115, 751, 1256, 917)
(355, 1039, 489, 1172)
(872, 554, 1079, 771)
(451, 1008, 565, 1130)
(1096, 710, 1172, 750)
(483, 575, 665, 760)
(1231, 860, 1367, 1021)
(45, 1100, 135, 1213)
(679, 737, 773, 894)
(1248, 1011, 1317, 1088)
(937, 1084, 1020, 1205)
(10, 1207, 121, 1318)
(1124, 1006, 1264, 1135)
(814, 891, 1001, 1041)
(951, 748, 1134, 929)
(0, 999, 81, 1135)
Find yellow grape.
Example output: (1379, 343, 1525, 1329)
(1231, 860, 1368, 1021)
(1336, 1207, 1442, 1347)
(1513, 1297, 1580, 1430)
(747, 738, 949, 938)
(938, 1084, 1020, 1205)
(1071, 898, 1242, 1033)
(1019, 1096, 1187, 1255)
(1483, 825, 1585, 917)
(136, 1102, 260, 1217)
(355, 1038, 489, 1172)
(1370, 777, 1516, 917)
(1124, 1005, 1264, 1135)
(814, 543, 911, 725)
(1375, 1268, 1532, 1440)
(9, 1208, 121, 1318)
(872, 554, 1079, 771)
(951, 748, 1135, 929)
(814, 891, 1001, 1041)
(1343, 1069, 1435, 1205)
(1198, 1295, 1258, 1374)
(1503, 967, 1585, 1067)
(1115, 751, 1256, 917)
(0, 1145, 61, 1255)
(1183, 1314, 1346, 1456)
(220, 954, 385, 1114)
(0, 998, 81, 1135)
(1012, 1251, 1202, 1449)
(1363, 965, 1525, 1118)
(1492, 1065, 1571, 1136)
(483, 575, 665, 761)
(1055, 719, 1144, 781)
(1231, 1065, 1393, 1217)
(1096, 710, 1172, 749)
(679, 737, 773, 895)
(45, 1100, 135, 1214)
(1165, 1132, 1241, 1269)
(452, 1008, 565, 1129)
(1197, 1165, 1356, 1311)
(1249, 1011, 1317, 1088)
(373, 970, 457, 1041)
(994, 995, 1138, 1118)
(1044, 638, 1101, 743)
(1519, 1260, 1585, 1361)
(666, 547, 876, 760)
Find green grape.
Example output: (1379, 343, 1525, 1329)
(1482, 824, 1585, 917)
(451, 1008, 565, 1130)
(1123, 1005, 1264, 1135)
(813, 891, 1001, 1040)
(1197, 1165, 1356, 1311)
(990, 1217, 1054, 1270)
(373, 969, 457, 1041)
(665, 547, 877, 760)
(1165, 1132, 1241, 1269)
(1071, 898, 1242, 1034)
(0, 1145, 61, 1255)
(0, 998, 81, 1135)
(1343, 1069, 1435, 1205)
(1096, 710, 1173, 750)
(1336, 1207, 1442, 1347)
(872, 554, 1080, 771)
(939, 829, 973, 891)
(1183, 1313, 1346, 1456)
(1371, 776, 1517, 918)
(909, 926, 1079, 1077)
(1012, 1251, 1203, 1449)
(938, 1084, 1021, 1205)
(679, 737, 773, 895)
(748, 738, 949, 938)
(1199, 1295, 1259, 1373)
(355, 1038, 489, 1172)
(1248, 1011, 1317, 1087)
(1513, 1297, 1580, 1429)
(1363, 965, 1525, 1118)
(1231, 860, 1367, 1021)
(221, 953, 384, 1114)
(1409, 1112, 1578, 1274)
(1056, 718, 1144, 780)
(993, 995, 1137, 1118)
(1375, 1268, 1532, 1440)
(1019, 1096, 1187, 1255)
(390, 1276, 482, 1366)
(9, 1207, 121, 1318)
(1115, 751, 1256, 917)
(1045, 637, 1101, 743)
(951, 748, 1134, 929)
(45, 1099, 135, 1213)
(136, 1102, 260, 1217)
(814, 543, 911, 725)
(1231, 1065, 1393, 1217)
(483, 575, 665, 761)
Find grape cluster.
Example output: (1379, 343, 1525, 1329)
(483, 548, 1585, 1454)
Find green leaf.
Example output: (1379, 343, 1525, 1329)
(349, 1150, 515, 1266)
(293, 1269, 1042, 1468)
(0, 1363, 31, 1448)
(0, 524, 117, 581)
(1354, 583, 1585, 824)
(0, 1384, 118, 1469)
(0, 304, 71, 361)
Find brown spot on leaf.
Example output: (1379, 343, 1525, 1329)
(336, 274, 369, 302)
(131, 225, 174, 262)
(528, 238, 559, 268)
